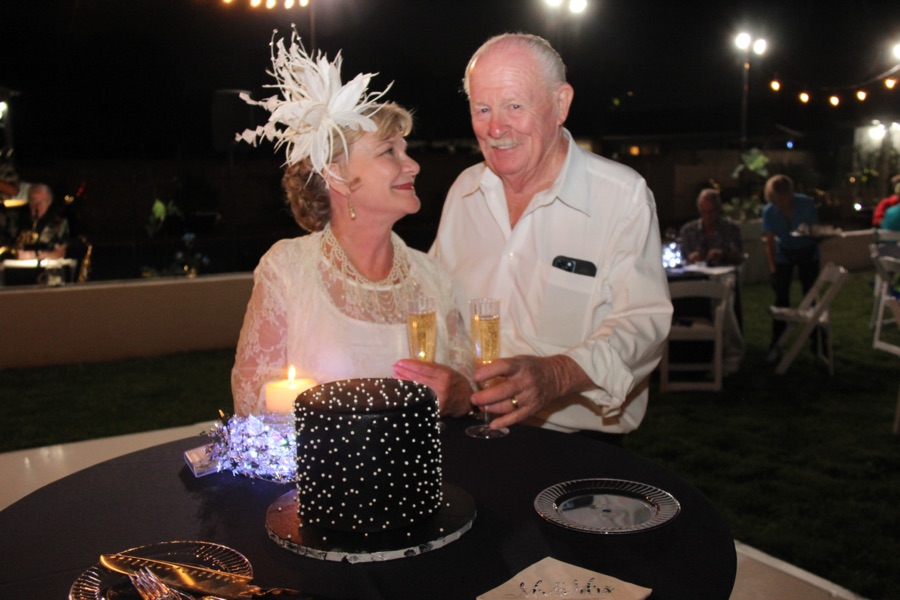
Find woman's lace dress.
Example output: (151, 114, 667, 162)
(231, 227, 472, 416)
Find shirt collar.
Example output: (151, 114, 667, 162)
(465, 129, 591, 217)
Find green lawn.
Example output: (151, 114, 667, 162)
(1, 270, 898, 597)
(628, 270, 900, 599)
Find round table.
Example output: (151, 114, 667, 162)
(0, 418, 736, 599)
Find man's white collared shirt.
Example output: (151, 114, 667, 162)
(430, 133, 672, 433)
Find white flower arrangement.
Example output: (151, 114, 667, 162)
(207, 412, 297, 483)
(235, 27, 391, 178)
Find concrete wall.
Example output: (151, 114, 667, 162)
(0, 274, 253, 369)
(0, 228, 875, 370)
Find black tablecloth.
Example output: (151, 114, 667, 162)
(0, 419, 735, 599)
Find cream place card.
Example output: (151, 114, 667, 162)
(478, 557, 652, 599)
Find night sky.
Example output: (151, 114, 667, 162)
(2, 0, 899, 162)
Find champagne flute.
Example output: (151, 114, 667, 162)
(407, 295, 437, 362)
(407, 294, 443, 431)
(466, 297, 509, 439)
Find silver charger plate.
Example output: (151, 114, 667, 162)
(69, 540, 253, 600)
(534, 478, 680, 534)
(266, 483, 476, 562)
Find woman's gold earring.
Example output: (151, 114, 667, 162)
(348, 201, 357, 220)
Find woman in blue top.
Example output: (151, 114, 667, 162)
(761, 174, 820, 357)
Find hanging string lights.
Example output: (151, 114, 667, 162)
(767, 42, 900, 108)
(221, 0, 310, 8)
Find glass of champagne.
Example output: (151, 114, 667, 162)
(466, 297, 509, 439)
(407, 295, 437, 362)
(407, 294, 443, 431)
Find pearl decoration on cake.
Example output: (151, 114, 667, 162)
(295, 378, 442, 532)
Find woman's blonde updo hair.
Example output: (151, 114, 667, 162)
(283, 102, 413, 232)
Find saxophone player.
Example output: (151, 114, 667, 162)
(15, 184, 69, 260)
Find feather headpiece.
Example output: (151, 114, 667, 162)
(236, 28, 391, 178)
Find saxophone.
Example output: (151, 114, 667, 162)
(76, 240, 93, 283)
(13, 222, 39, 253)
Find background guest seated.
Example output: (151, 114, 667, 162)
(15, 183, 70, 260)
(872, 174, 900, 229)
(678, 188, 744, 266)
(879, 180, 900, 232)
(0, 163, 28, 254)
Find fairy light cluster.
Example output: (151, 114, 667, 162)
(208, 412, 297, 482)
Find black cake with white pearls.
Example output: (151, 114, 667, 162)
(294, 378, 443, 533)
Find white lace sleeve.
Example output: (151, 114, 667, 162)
(409, 249, 474, 381)
(231, 254, 289, 416)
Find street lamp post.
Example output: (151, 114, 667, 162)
(734, 32, 767, 150)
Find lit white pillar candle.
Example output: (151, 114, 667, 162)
(265, 366, 316, 412)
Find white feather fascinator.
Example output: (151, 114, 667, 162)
(235, 28, 391, 177)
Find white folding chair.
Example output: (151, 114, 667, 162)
(660, 278, 732, 393)
(870, 244, 900, 335)
(874, 228, 900, 245)
(873, 297, 900, 434)
(768, 263, 849, 375)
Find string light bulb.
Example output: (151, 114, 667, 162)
(869, 122, 887, 141)
(829, 95, 840, 106)
(770, 80, 781, 91)
(857, 90, 867, 101)
(221, 0, 308, 7)
(569, 0, 588, 13)
(799, 92, 810, 103)
(544, 0, 589, 14)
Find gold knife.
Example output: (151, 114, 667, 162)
(100, 553, 311, 598)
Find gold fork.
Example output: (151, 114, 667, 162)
(128, 567, 193, 600)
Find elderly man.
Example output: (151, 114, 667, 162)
(428, 33, 671, 442)
(679, 188, 744, 267)
(17, 183, 69, 260)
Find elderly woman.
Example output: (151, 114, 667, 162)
(231, 32, 473, 417)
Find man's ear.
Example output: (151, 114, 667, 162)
(555, 83, 574, 125)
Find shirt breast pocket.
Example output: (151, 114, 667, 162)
(532, 261, 597, 347)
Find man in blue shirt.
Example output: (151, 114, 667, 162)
(761, 174, 820, 359)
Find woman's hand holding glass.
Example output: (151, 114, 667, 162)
(393, 295, 477, 419)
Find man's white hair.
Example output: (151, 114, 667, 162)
(463, 32, 567, 98)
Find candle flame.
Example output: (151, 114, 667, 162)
(287, 365, 296, 386)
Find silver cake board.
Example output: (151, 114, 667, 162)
(266, 483, 476, 562)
